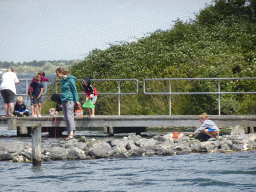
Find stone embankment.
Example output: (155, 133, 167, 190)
(0, 125, 256, 163)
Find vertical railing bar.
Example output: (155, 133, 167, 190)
(218, 80, 221, 115)
(118, 81, 121, 116)
(169, 80, 171, 116)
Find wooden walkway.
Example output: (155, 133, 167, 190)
(1, 115, 256, 135)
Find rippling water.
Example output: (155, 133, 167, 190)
(1, 73, 256, 191)
(0, 151, 255, 191)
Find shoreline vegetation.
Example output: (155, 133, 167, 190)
(41, 0, 256, 116)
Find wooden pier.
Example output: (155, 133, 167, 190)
(1, 115, 256, 136)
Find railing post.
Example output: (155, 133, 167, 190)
(118, 81, 121, 116)
(218, 80, 221, 115)
(169, 80, 171, 115)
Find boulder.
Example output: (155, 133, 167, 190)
(231, 125, 245, 135)
(67, 147, 86, 160)
(5, 141, 25, 153)
(88, 143, 113, 158)
(0, 141, 7, 151)
(0, 151, 14, 161)
(45, 147, 69, 160)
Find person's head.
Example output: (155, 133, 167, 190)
(56, 68, 68, 79)
(38, 71, 45, 77)
(7, 68, 14, 72)
(82, 77, 90, 86)
(51, 93, 62, 104)
(34, 74, 41, 83)
(199, 113, 208, 123)
(17, 96, 23, 105)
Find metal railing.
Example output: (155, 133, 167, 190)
(15, 79, 50, 96)
(54, 79, 139, 115)
(143, 77, 256, 115)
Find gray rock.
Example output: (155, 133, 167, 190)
(0, 151, 14, 161)
(46, 147, 69, 160)
(79, 136, 87, 142)
(67, 147, 86, 160)
(127, 133, 142, 143)
(231, 125, 245, 135)
(156, 146, 175, 156)
(5, 141, 25, 153)
(88, 143, 113, 158)
(0, 141, 7, 151)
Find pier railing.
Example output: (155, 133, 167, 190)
(16, 79, 50, 96)
(54, 79, 139, 115)
(143, 77, 256, 115)
(16, 77, 256, 116)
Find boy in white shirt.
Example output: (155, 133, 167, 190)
(189, 113, 219, 141)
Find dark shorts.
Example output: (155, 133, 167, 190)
(1, 89, 15, 103)
(31, 96, 42, 106)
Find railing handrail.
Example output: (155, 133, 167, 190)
(54, 79, 139, 115)
(15, 79, 50, 96)
(143, 77, 256, 115)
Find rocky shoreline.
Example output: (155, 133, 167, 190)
(0, 125, 255, 163)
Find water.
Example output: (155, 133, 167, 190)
(0, 73, 256, 191)
(0, 151, 255, 191)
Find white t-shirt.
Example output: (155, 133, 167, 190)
(0, 72, 19, 94)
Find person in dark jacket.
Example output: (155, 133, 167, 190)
(82, 77, 97, 117)
(49, 93, 62, 116)
(13, 96, 29, 117)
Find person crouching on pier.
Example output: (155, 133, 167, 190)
(56, 68, 80, 141)
(49, 93, 62, 116)
(13, 96, 29, 117)
(189, 113, 219, 141)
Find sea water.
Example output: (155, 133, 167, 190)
(0, 73, 256, 192)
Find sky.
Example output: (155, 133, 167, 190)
(0, 0, 213, 63)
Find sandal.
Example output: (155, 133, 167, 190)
(66, 136, 74, 141)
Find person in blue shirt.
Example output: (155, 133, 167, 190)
(56, 68, 80, 140)
(189, 113, 219, 141)
(30, 74, 43, 117)
(13, 96, 29, 117)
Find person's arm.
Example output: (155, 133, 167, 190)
(40, 76, 49, 82)
(37, 88, 43, 99)
(14, 74, 19, 85)
(69, 78, 79, 103)
(194, 123, 208, 134)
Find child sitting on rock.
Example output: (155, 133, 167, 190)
(189, 113, 219, 141)
(13, 96, 29, 117)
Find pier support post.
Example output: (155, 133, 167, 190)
(32, 125, 42, 166)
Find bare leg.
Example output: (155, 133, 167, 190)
(87, 108, 91, 116)
(204, 130, 217, 138)
(31, 105, 34, 116)
(38, 103, 41, 116)
(91, 108, 95, 117)
(9, 102, 14, 116)
(4, 103, 9, 116)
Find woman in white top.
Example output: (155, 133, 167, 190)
(0, 68, 19, 117)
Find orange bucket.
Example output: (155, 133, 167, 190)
(172, 132, 180, 139)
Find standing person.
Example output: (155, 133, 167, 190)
(27, 71, 49, 114)
(56, 68, 80, 140)
(13, 96, 29, 117)
(82, 77, 97, 117)
(30, 74, 43, 117)
(0, 68, 19, 117)
(189, 113, 219, 141)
